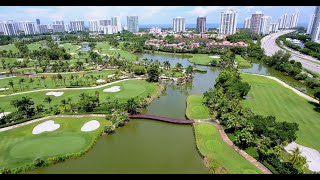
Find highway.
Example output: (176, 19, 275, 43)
(261, 30, 320, 74)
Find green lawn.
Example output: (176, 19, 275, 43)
(186, 94, 210, 120)
(241, 73, 320, 152)
(194, 123, 262, 174)
(27, 41, 47, 52)
(95, 42, 138, 60)
(0, 79, 158, 112)
(0, 70, 116, 95)
(188, 54, 220, 66)
(0, 44, 19, 53)
(59, 43, 80, 54)
(235, 55, 252, 68)
(193, 67, 207, 73)
(0, 116, 109, 170)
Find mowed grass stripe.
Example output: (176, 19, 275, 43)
(186, 94, 210, 120)
(241, 73, 320, 151)
(194, 123, 262, 174)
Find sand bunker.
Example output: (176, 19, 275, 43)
(96, 79, 106, 83)
(209, 55, 220, 58)
(17, 58, 24, 61)
(103, 86, 120, 92)
(109, 48, 120, 51)
(0, 112, 10, 119)
(70, 52, 76, 55)
(32, 120, 60, 134)
(81, 120, 100, 132)
(285, 142, 320, 172)
(0, 88, 9, 91)
(46, 92, 64, 97)
(107, 74, 115, 78)
(101, 53, 106, 56)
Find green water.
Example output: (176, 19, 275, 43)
(27, 53, 310, 174)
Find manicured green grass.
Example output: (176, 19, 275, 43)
(241, 73, 320, 152)
(235, 55, 252, 68)
(0, 58, 22, 68)
(27, 41, 47, 51)
(188, 54, 220, 66)
(186, 94, 210, 120)
(0, 70, 116, 95)
(194, 123, 262, 174)
(95, 42, 138, 60)
(0, 44, 19, 53)
(194, 67, 207, 73)
(0, 79, 158, 112)
(59, 43, 80, 54)
(0, 116, 109, 169)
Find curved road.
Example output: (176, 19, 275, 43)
(261, 30, 320, 73)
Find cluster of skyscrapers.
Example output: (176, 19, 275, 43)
(307, 6, 320, 42)
(0, 16, 139, 36)
(244, 11, 299, 35)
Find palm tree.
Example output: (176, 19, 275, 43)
(126, 98, 139, 114)
(79, 93, 86, 100)
(44, 96, 53, 109)
(18, 78, 26, 91)
(185, 65, 194, 78)
(175, 63, 183, 72)
(0, 107, 5, 118)
(51, 75, 57, 86)
(41, 76, 46, 87)
(289, 147, 308, 171)
(163, 61, 171, 70)
(60, 99, 68, 111)
(8, 80, 14, 92)
(29, 78, 34, 89)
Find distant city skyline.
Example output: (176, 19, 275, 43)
(0, 6, 315, 26)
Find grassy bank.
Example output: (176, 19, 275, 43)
(235, 55, 252, 68)
(186, 94, 210, 120)
(193, 123, 262, 174)
(241, 73, 320, 152)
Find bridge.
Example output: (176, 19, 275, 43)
(128, 114, 194, 124)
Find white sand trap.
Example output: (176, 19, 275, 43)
(209, 55, 220, 58)
(284, 142, 320, 172)
(32, 120, 60, 134)
(59, 45, 64, 47)
(96, 79, 106, 83)
(17, 58, 24, 61)
(70, 52, 76, 55)
(103, 86, 120, 92)
(0, 88, 9, 91)
(101, 53, 106, 56)
(0, 112, 10, 119)
(107, 74, 115, 78)
(81, 120, 100, 132)
(109, 48, 120, 50)
(46, 91, 64, 97)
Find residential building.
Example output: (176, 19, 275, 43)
(260, 16, 272, 35)
(89, 20, 100, 32)
(307, 14, 315, 34)
(244, 17, 251, 29)
(278, 13, 288, 29)
(38, 24, 49, 34)
(69, 20, 85, 32)
(127, 16, 139, 33)
(36, 19, 40, 25)
(150, 27, 162, 34)
(99, 20, 111, 26)
(289, 11, 300, 28)
(250, 11, 263, 33)
(269, 23, 279, 33)
(22, 21, 37, 35)
(52, 20, 65, 33)
(310, 6, 320, 42)
(101, 25, 113, 34)
(196, 16, 206, 33)
(173, 17, 186, 33)
(219, 10, 237, 35)
(0, 20, 17, 36)
(111, 16, 122, 33)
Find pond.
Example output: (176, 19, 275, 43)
(0, 73, 19, 79)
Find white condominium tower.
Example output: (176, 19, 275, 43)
(310, 6, 320, 42)
(244, 17, 251, 29)
(288, 11, 300, 28)
(269, 23, 279, 33)
(260, 16, 272, 35)
(52, 20, 65, 33)
(38, 24, 49, 34)
(0, 20, 17, 36)
(111, 16, 122, 33)
(196, 16, 206, 33)
(127, 16, 139, 33)
(89, 20, 100, 32)
(99, 20, 111, 26)
(219, 10, 237, 35)
(307, 14, 315, 34)
(69, 20, 85, 32)
(173, 17, 185, 33)
(278, 13, 289, 29)
(22, 21, 37, 35)
(250, 11, 263, 33)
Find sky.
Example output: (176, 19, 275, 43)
(0, 6, 316, 26)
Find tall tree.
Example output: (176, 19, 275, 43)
(44, 96, 53, 109)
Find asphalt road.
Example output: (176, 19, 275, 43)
(261, 30, 320, 74)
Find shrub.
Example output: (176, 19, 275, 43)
(33, 157, 45, 167)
